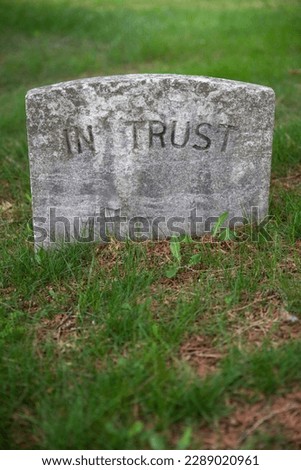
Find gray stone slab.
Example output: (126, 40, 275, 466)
(26, 74, 275, 247)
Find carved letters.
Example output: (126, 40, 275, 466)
(63, 121, 238, 155)
(63, 125, 95, 156)
(127, 120, 237, 152)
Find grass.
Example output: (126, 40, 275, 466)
(0, 0, 301, 450)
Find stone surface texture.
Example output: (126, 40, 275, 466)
(26, 74, 275, 246)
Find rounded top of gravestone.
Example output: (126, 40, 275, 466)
(26, 74, 275, 99)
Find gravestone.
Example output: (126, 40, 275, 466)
(26, 74, 275, 247)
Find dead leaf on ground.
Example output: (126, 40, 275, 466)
(0, 200, 14, 222)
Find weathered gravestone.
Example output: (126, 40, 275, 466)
(26, 74, 275, 247)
